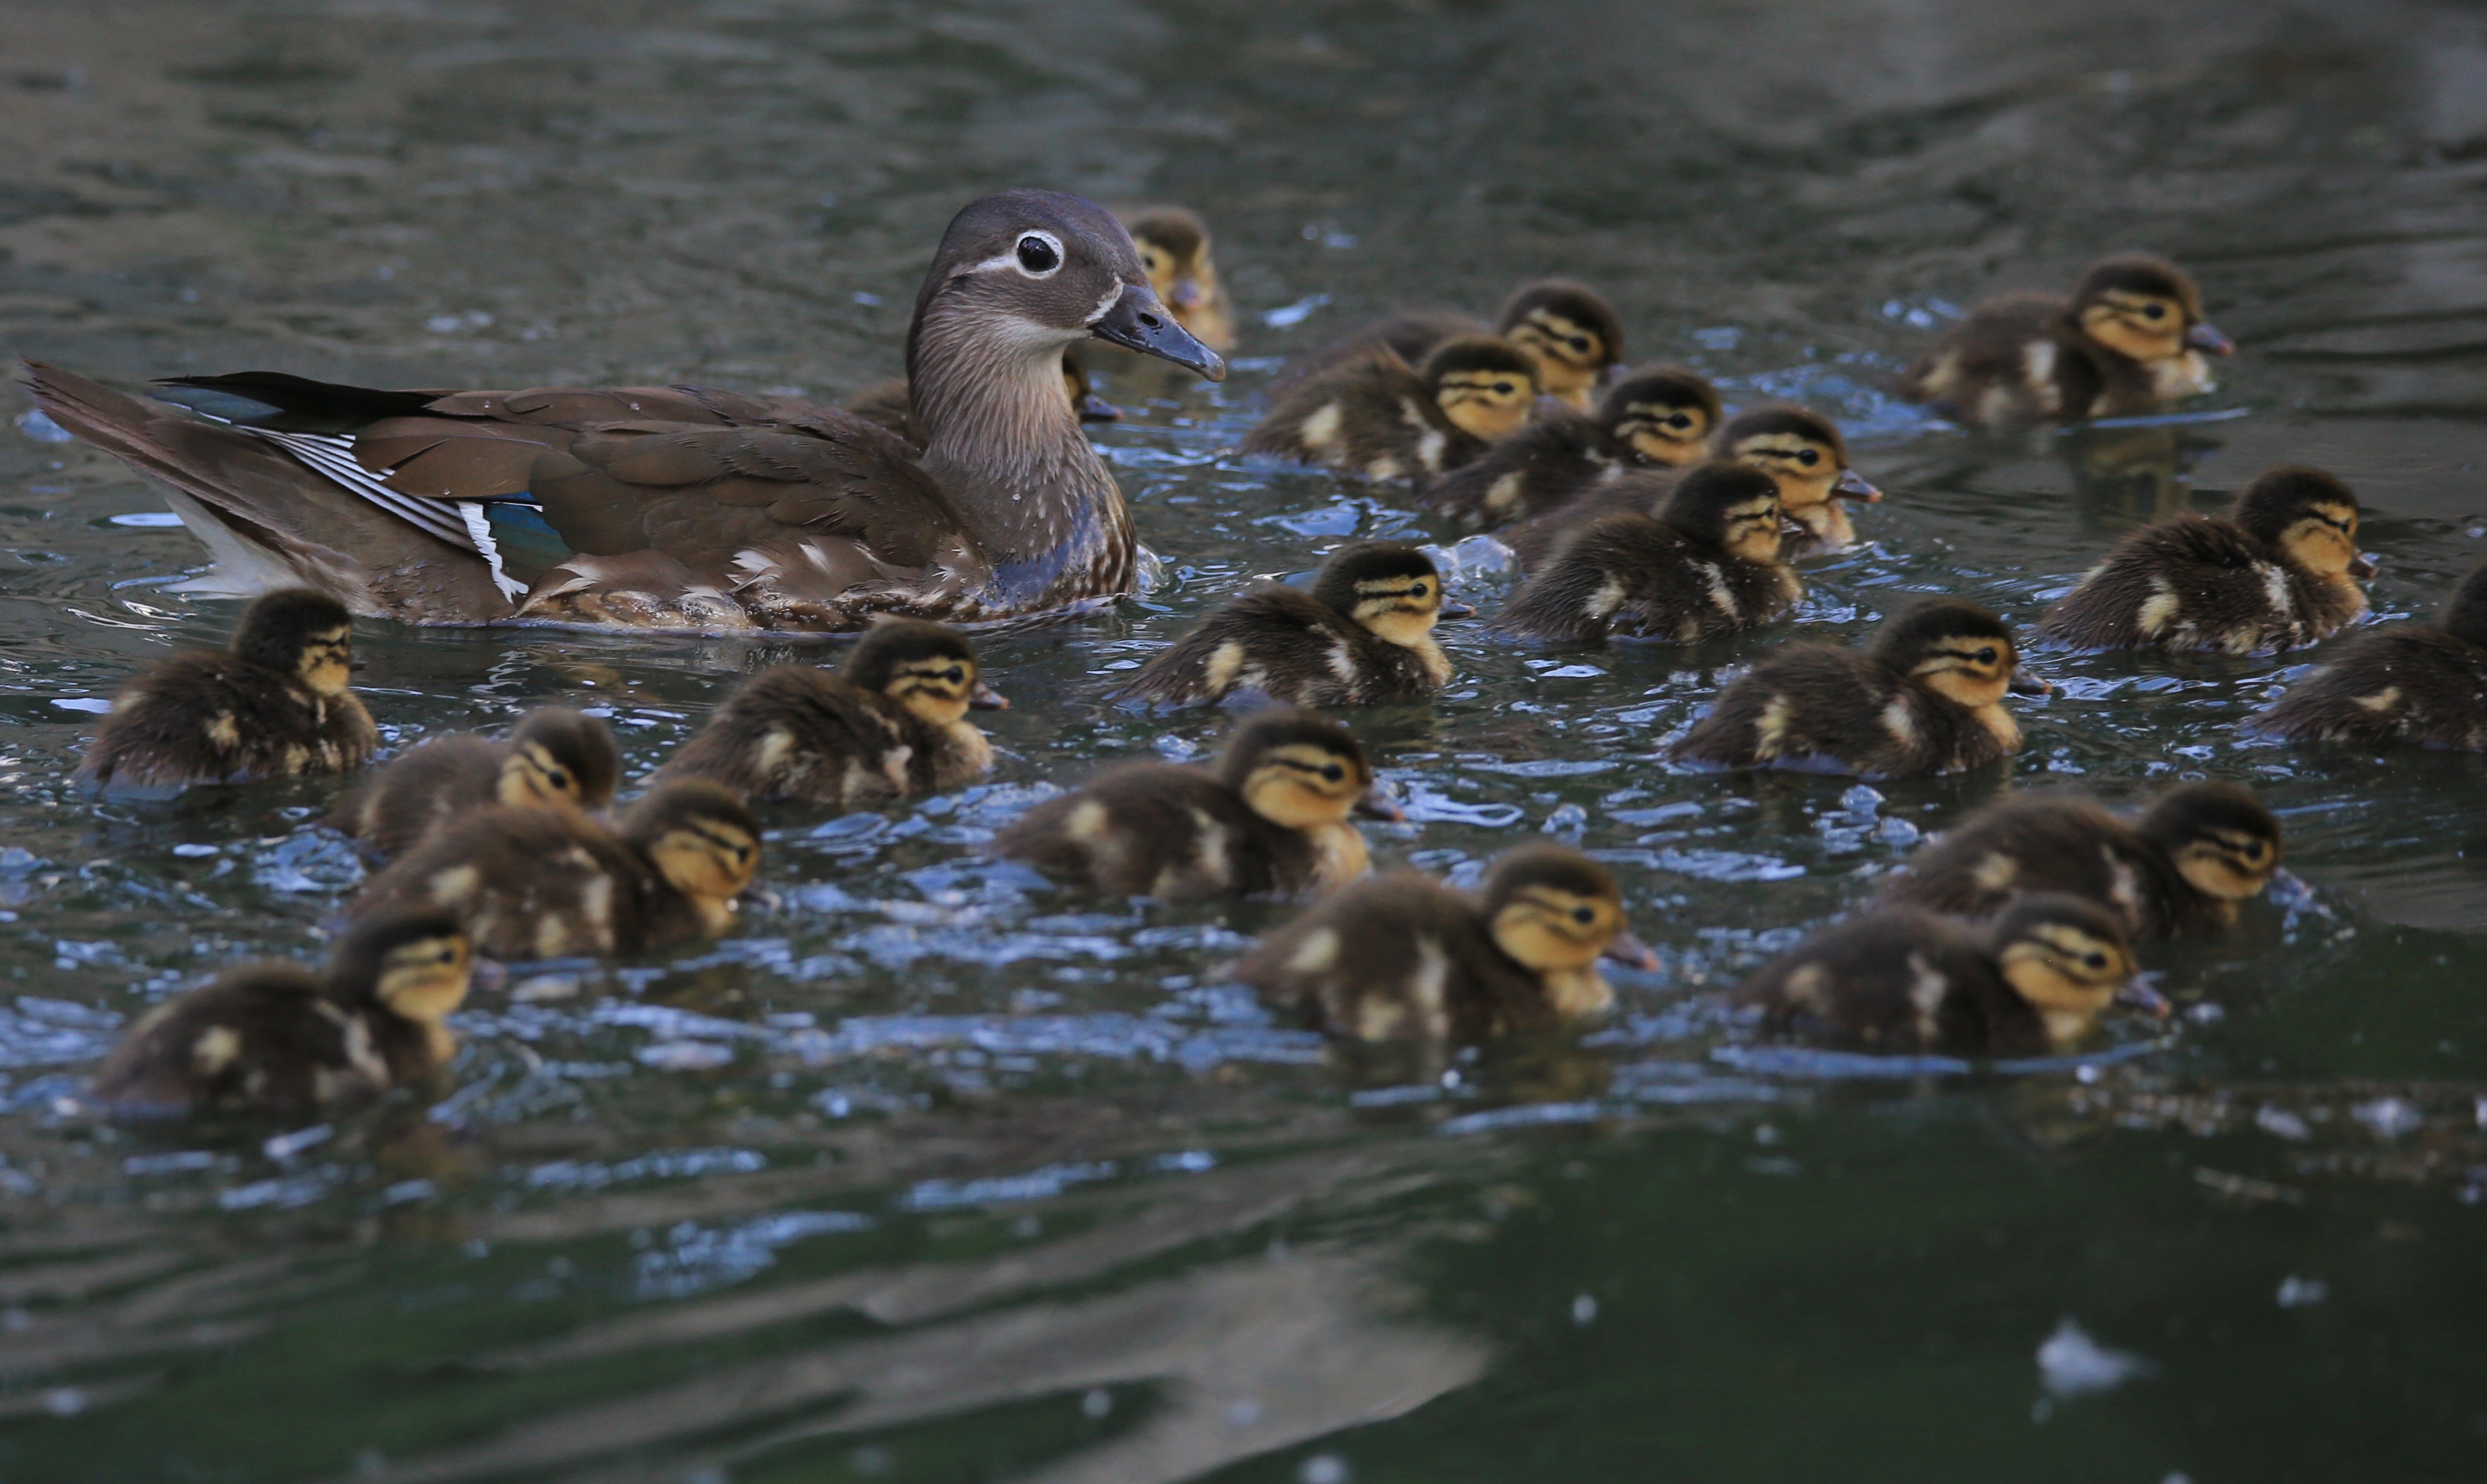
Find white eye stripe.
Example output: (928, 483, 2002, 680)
(1084, 280, 1124, 326)
(960, 229, 1068, 280)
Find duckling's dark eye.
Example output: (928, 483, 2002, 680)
(1664, 414, 1693, 431)
(1797, 449, 1820, 466)
(1493, 382, 1516, 396)
(1571, 905, 1596, 925)
(1976, 647, 1998, 664)
(2081, 952, 2108, 971)
(2142, 304, 2166, 320)
(546, 769, 570, 789)
(1567, 335, 1591, 354)
(1319, 763, 1345, 783)
(1409, 582, 1427, 597)
(1015, 235, 1059, 274)
(944, 666, 965, 684)
(2242, 841, 2266, 860)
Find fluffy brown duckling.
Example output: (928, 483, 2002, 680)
(351, 779, 760, 960)
(1106, 542, 1465, 709)
(330, 707, 620, 859)
(1241, 335, 1539, 481)
(88, 909, 473, 1117)
(1900, 253, 2235, 427)
(1736, 893, 2150, 1056)
(1670, 597, 2047, 778)
(2250, 560, 2487, 749)
(995, 707, 1400, 901)
(75, 588, 376, 795)
(1422, 367, 1724, 532)
(659, 619, 1003, 803)
(1123, 206, 1236, 351)
(2038, 467, 2373, 654)
(1234, 843, 1656, 1042)
(1881, 782, 2283, 938)
(843, 351, 1118, 446)
(1293, 280, 1627, 413)
(1490, 463, 1799, 645)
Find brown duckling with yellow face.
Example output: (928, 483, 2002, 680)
(1241, 335, 1539, 481)
(1670, 598, 2047, 778)
(1122, 206, 1237, 352)
(660, 620, 1003, 803)
(1491, 463, 1799, 645)
(1107, 542, 1466, 709)
(1310, 281, 1628, 412)
(843, 351, 1118, 447)
(351, 779, 760, 961)
(1235, 844, 1656, 1042)
(1736, 893, 2152, 1056)
(1901, 254, 2235, 427)
(1422, 367, 1724, 532)
(2039, 467, 2373, 654)
(2250, 560, 2487, 750)
(75, 588, 376, 795)
(995, 708, 1400, 901)
(1882, 782, 2283, 939)
(88, 909, 473, 1117)
(331, 707, 620, 859)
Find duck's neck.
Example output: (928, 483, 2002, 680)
(910, 310, 1131, 604)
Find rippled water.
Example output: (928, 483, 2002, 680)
(3, 1, 2487, 1478)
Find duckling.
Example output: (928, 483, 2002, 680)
(1670, 597, 2047, 778)
(843, 351, 1119, 447)
(1234, 844, 1656, 1042)
(1901, 253, 2236, 427)
(2038, 466, 2373, 654)
(2249, 560, 2487, 749)
(1490, 463, 1799, 645)
(1240, 335, 1538, 481)
(330, 707, 621, 859)
(1122, 206, 1237, 351)
(995, 707, 1400, 901)
(1735, 893, 2148, 1056)
(659, 619, 1004, 802)
(1422, 367, 1724, 532)
(1881, 782, 2283, 938)
(75, 588, 377, 795)
(1293, 281, 1625, 412)
(351, 778, 760, 960)
(88, 909, 473, 1117)
(1500, 404, 1883, 569)
(1106, 542, 1467, 709)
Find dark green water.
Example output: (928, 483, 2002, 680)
(3, 1, 2486, 1478)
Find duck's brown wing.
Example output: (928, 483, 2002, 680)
(2040, 519, 2288, 651)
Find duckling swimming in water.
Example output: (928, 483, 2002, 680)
(1106, 542, 1466, 709)
(1304, 282, 1627, 412)
(331, 707, 620, 859)
(351, 778, 760, 960)
(1122, 206, 1237, 352)
(1900, 253, 2236, 427)
(75, 588, 376, 795)
(1670, 597, 2046, 778)
(2249, 559, 2487, 749)
(1234, 843, 1656, 1042)
(1422, 367, 1723, 532)
(1881, 782, 2283, 938)
(1490, 463, 1799, 645)
(843, 351, 1118, 447)
(2038, 466, 2373, 654)
(1241, 335, 1539, 482)
(1735, 892, 2149, 1056)
(659, 619, 1004, 803)
(995, 708, 1399, 901)
(89, 909, 473, 1117)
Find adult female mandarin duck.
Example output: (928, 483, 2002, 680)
(22, 190, 1223, 633)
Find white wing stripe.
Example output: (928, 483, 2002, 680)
(245, 429, 480, 551)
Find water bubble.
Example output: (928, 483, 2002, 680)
(1571, 1293, 1598, 1325)
(2036, 1317, 2153, 1400)
(1300, 1454, 1351, 1484)
(2276, 1275, 2328, 1308)
(1082, 1388, 1114, 1419)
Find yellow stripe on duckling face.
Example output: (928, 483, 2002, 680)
(1239, 743, 1367, 830)
(376, 934, 474, 1026)
(887, 657, 978, 725)
(1910, 639, 2017, 710)
(502, 741, 584, 808)
(1996, 923, 2133, 1044)
(2174, 830, 2279, 901)
(1350, 574, 1447, 646)
(2279, 505, 2362, 579)
(296, 627, 356, 697)
(1507, 312, 1605, 408)
(2080, 290, 2191, 364)
(1616, 403, 1712, 465)
(1729, 434, 1841, 511)
(1435, 372, 1535, 443)
(1721, 497, 1784, 563)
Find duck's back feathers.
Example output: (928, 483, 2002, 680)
(1490, 513, 1798, 644)
(1500, 470, 1668, 571)
(660, 667, 914, 803)
(77, 651, 376, 794)
(1420, 408, 1621, 531)
(2040, 516, 2358, 653)
(2250, 625, 2487, 749)
(994, 763, 1316, 900)
(1880, 795, 2199, 937)
(1286, 311, 1493, 388)
(1107, 584, 1436, 708)
(330, 736, 504, 856)
(1733, 909, 2047, 1056)
(1239, 348, 1483, 481)
(88, 967, 393, 1117)
(1669, 645, 2002, 778)
(1234, 873, 1545, 1042)
(351, 806, 681, 960)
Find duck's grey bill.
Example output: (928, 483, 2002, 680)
(1094, 286, 1226, 381)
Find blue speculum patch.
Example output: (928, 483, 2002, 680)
(480, 499, 572, 578)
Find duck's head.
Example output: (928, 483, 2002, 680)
(1987, 891, 2142, 1045)
(2141, 780, 2282, 902)
(1657, 462, 1785, 565)
(909, 190, 1225, 404)
(1870, 597, 2045, 709)
(848, 618, 1004, 725)
(331, 907, 473, 1029)
(2072, 254, 2233, 366)
(1310, 542, 1465, 648)
(1121, 206, 1225, 333)
(1420, 335, 1539, 443)
(2442, 560, 2487, 648)
(1482, 844, 1656, 977)
(1601, 367, 1723, 466)
(1062, 351, 1120, 423)
(625, 779, 763, 914)
(497, 708, 621, 813)
(2233, 466, 2370, 580)
(232, 588, 358, 697)
(1716, 405, 1882, 517)
(1496, 280, 1624, 409)
(1219, 707, 1399, 832)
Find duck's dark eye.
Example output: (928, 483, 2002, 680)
(546, 769, 570, 789)
(1015, 235, 1059, 273)
(1493, 382, 1515, 396)
(1665, 414, 1692, 431)
(1567, 335, 1591, 354)
(944, 666, 965, 683)
(1319, 763, 1345, 783)
(2143, 304, 2166, 320)
(2081, 952, 2108, 971)
(1409, 582, 1427, 597)
(1571, 905, 1596, 925)
(1976, 647, 1998, 664)
(1797, 449, 1820, 466)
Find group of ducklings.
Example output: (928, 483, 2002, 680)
(76, 215, 2487, 1119)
